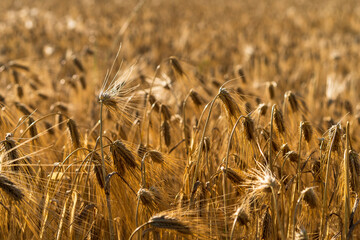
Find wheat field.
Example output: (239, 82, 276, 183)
(1, 0, 360, 239)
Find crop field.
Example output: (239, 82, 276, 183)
(1, 0, 360, 239)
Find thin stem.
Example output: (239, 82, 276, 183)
(292, 193, 304, 240)
(230, 215, 238, 240)
(344, 121, 350, 239)
(269, 105, 276, 172)
(223, 115, 245, 240)
(191, 95, 218, 193)
(145, 66, 160, 147)
(99, 101, 114, 240)
(320, 124, 338, 240)
(183, 91, 191, 155)
(272, 187, 285, 240)
(129, 222, 150, 240)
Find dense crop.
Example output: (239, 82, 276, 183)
(1, 0, 360, 239)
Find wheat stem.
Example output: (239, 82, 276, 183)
(344, 121, 351, 239)
(99, 101, 114, 240)
(320, 124, 338, 240)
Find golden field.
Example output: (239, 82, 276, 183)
(1, 0, 360, 239)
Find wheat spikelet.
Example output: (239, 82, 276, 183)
(169, 56, 184, 76)
(232, 207, 249, 226)
(302, 187, 318, 208)
(235, 65, 247, 83)
(149, 95, 160, 112)
(245, 102, 252, 114)
(202, 137, 210, 153)
(15, 84, 23, 99)
(8, 61, 29, 71)
(281, 143, 291, 156)
(218, 88, 241, 118)
(267, 82, 276, 100)
(284, 151, 299, 163)
(92, 152, 105, 188)
(328, 124, 341, 152)
(285, 91, 299, 113)
(161, 104, 171, 121)
(301, 122, 313, 143)
(138, 187, 164, 210)
(148, 214, 192, 235)
(50, 102, 68, 113)
(44, 121, 55, 135)
(28, 117, 38, 139)
(110, 140, 137, 174)
(2, 139, 20, 171)
(221, 167, 245, 185)
(0, 174, 24, 201)
(67, 119, 81, 149)
(189, 89, 202, 106)
(14, 102, 32, 115)
(12, 70, 19, 83)
(72, 55, 85, 72)
(349, 150, 360, 191)
(79, 75, 86, 89)
(243, 116, 255, 141)
(274, 107, 285, 134)
(261, 207, 272, 240)
(56, 113, 64, 130)
(161, 120, 171, 147)
(148, 150, 164, 164)
(37, 92, 49, 100)
(258, 104, 268, 117)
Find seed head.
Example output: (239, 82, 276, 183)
(218, 88, 241, 118)
(148, 150, 164, 164)
(28, 117, 38, 139)
(328, 125, 341, 152)
(14, 102, 31, 115)
(169, 56, 185, 76)
(243, 116, 255, 141)
(91, 152, 104, 188)
(261, 208, 272, 239)
(284, 151, 299, 163)
(0, 174, 24, 201)
(221, 167, 245, 185)
(99, 65, 138, 119)
(189, 89, 202, 106)
(67, 119, 81, 149)
(267, 82, 276, 100)
(149, 214, 192, 235)
(233, 207, 249, 226)
(284, 91, 299, 113)
(274, 107, 285, 134)
(15, 84, 23, 99)
(110, 140, 137, 175)
(235, 65, 247, 83)
(161, 120, 171, 147)
(2, 139, 20, 171)
(301, 187, 318, 208)
(301, 122, 313, 143)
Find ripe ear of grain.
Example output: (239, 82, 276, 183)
(161, 120, 171, 147)
(111, 140, 137, 173)
(0, 174, 24, 201)
(67, 119, 81, 149)
(149, 214, 192, 235)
